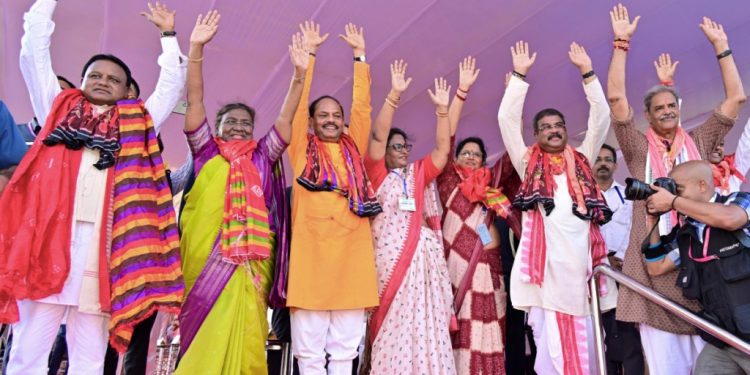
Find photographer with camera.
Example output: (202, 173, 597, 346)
(607, 4, 746, 372)
(641, 160, 750, 373)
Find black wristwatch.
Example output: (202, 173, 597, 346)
(354, 55, 366, 62)
(160, 30, 177, 38)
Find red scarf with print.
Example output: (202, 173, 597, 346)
(513, 144, 611, 287)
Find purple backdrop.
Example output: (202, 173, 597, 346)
(2, 0, 750, 184)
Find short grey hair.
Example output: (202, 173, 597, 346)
(643, 85, 680, 112)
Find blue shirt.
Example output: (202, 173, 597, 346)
(0, 101, 27, 169)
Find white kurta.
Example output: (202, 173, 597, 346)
(19, 0, 187, 310)
(498, 75, 617, 316)
(717, 116, 750, 194)
(601, 181, 633, 260)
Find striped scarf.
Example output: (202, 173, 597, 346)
(0, 90, 183, 353)
(107, 100, 183, 352)
(297, 133, 381, 217)
(514, 144, 611, 287)
(215, 138, 272, 263)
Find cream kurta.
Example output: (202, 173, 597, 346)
(498, 76, 617, 316)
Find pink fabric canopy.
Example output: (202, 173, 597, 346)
(2, 0, 750, 177)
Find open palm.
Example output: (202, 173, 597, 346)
(299, 21, 329, 53)
(190, 10, 220, 45)
(390, 60, 412, 94)
(428, 77, 451, 108)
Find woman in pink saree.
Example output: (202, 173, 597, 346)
(362, 61, 455, 374)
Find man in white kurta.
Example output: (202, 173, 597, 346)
(498, 41, 617, 374)
(8, 1, 186, 374)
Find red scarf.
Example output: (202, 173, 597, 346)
(456, 164, 511, 218)
(712, 154, 746, 194)
(0, 90, 184, 341)
(215, 138, 272, 264)
(514, 144, 610, 287)
(296, 133, 381, 217)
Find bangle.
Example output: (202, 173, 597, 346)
(187, 56, 204, 63)
(457, 87, 469, 94)
(455, 93, 466, 102)
(716, 49, 732, 60)
(660, 80, 674, 87)
(511, 70, 526, 79)
(385, 97, 399, 109)
(309, 52, 316, 57)
(435, 110, 449, 118)
(581, 70, 595, 80)
(671, 196, 679, 210)
(613, 39, 630, 51)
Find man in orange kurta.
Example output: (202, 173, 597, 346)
(286, 23, 379, 375)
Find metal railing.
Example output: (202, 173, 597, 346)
(589, 264, 750, 375)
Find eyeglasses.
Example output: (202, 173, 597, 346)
(537, 122, 566, 132)
(459, 151, 483, 159)
(388, 143, 413, 152)
(222, 118, 254, 128)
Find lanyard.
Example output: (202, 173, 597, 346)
(389, 169, 409, 198)
(614, 186, 625, 204)
(688, 227, 716, 263)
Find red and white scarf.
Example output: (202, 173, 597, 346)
(646, 127, 700, 233)
(513, 144, 610, 289)
(712, 154, 746, 194)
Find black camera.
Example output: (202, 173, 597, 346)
(624, 177, 677, 201)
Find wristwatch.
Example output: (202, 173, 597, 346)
(160, 30, 177, 38)
(354, 55, 366, 62)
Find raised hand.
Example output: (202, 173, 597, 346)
(458, 56, 480, 92)
(289, 33, 310, 74)
(339, 22, 365, 56)
(428, 77, 451, 109)
(699, 17, 729, 49)
(190, 10, 220, 46)
(654, 53, 679, 84)
(510, 40, 537, 76)
(609, 3, 640, 40)
(140, 2, 177, 33)
(568, 42, 593, 74)
(299, 21, 329, 54)
(390, 60, 412, 94)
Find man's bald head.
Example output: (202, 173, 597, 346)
(670, 160, 715, 201)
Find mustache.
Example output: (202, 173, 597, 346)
(659, 113, 677, 121)
(547, 133, 563, 140)
(597, 166, 610, 172)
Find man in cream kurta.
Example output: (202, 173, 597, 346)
(8, 1, 186, 374)
(498, 41, 617, 374)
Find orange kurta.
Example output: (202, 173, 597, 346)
(286, 57, 379, 310)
